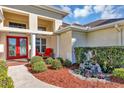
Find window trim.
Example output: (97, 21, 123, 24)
(36, 38, 46, 53)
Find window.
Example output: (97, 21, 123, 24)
(38, 26, 46, 31)
(9, 22, 26, 29)
(36, 38, 46, 53)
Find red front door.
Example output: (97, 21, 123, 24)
(7, 36, 28, 59)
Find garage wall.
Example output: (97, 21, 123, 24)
(72, 31, 87, 48)
(87, 27, 120, 47)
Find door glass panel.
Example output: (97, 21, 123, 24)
(9, 38, 16, 56)
(20, 38, 26, 56)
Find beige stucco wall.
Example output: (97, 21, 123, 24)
(0, 32, 6, 60)
(72, 31, 87, 48)
(87, 26, 124, 47)
(59, 31, 72, 61)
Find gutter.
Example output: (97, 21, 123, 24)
(88, 20, 124, 31)
(56, 20, 124, 34)
(55, 25, 87, 34)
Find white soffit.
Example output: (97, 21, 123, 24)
(0, 7, 4, 23)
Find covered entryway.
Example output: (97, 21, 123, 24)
(7, 36, 28, 59)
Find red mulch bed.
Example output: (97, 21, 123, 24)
(26, 64, 124, 88)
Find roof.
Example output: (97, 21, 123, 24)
(57, 18, 124, 34)
(82, 18, 124, 28)
(60, 18, 124, 29)
(33, 5, 69, 17)
(59, 22, 70, 29)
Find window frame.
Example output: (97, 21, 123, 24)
(9, 22, 26, 29)
(36, 38, 46, 53)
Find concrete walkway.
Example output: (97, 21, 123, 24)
(8, 65, 57, 88)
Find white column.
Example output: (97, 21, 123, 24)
(118, 31, 122, 46)
(56, 35, 60, 57)
(31, 34, 36, 57)
(29, 13, 37, 31)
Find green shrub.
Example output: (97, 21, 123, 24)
(0, 59, 6, 67)
(63, 59, 72, 67)
(75, 47, 124, 73)
(51, 59, 62, 69)
(0, 75, 14, 88)
(0, 64, 7, 76)
(0, 60, 14, 88)
(112, 68, 124, 79)
(31, 56, 44, 65)
(0, 60, 7, 76)
(57, 57, 64, 64)
(32, 61, 47, 72)
(46, 57, 54, 65)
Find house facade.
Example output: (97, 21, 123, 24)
(0, 5, 124, 63)
(0, 5, 68, 60)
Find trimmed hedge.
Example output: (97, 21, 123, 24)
(75, 46, 124, 73)
(112, 68, 124, 80)
(30, 56, 44, 65)
(32, 61, 47, 72)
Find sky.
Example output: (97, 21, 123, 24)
(55, 5, 124, 25)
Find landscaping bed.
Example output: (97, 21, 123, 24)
(26, 64, 124, 88)
(110, 76, 124, 84)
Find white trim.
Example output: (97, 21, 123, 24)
(32, 5, 69, 17)
(36, 38, 46, 53)
(31, 34, 36, 57)
(0, 6, 4, 23)
(2, 6, 29, 16)
(56, 25, 87, 34)
(0, 27, 53, 35)
(89, 20, 124, 31)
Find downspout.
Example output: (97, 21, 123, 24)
(114, 24, 123, 46)
(56, 34, 60, 57)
